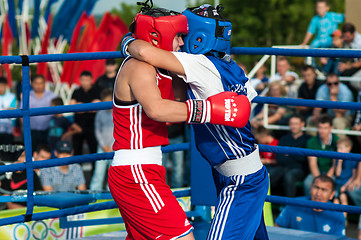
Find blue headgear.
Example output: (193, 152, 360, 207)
(182, 4, 232, 56)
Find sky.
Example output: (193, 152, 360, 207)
(50, 0, 217, 15)
(92, 0, 191, 15)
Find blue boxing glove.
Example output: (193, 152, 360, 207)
(121, 32, 135, 57)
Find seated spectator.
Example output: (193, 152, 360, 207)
(94, 59, 118, 93)
(250, 61, 269, 93)
(297, 65, 322, 120)
(33, 144, 52, 175)
(270, 56, 299, 98)
(254, 127, 279, 192)
(20, 74, 57, 151)
(304, 114, 338, 195)
(48, 97, 82, 150)
(312, 73, 354, 136)
(90, 89, 114, 191)
(301, 0, 344, 49)
(342, 150, 361, 239)
(251, 81, 288, 129)
(339, 23, 361, 77)
(333, 137, 356, 220)
(273, 115, 310, 197)
(275, 175, 345, 237)
(353, 90, 361, 148)
(70, 71, 100, 156)
(40, 140, 86, 191)
(308, 73, 353, 132)
(320, 29, 345, 75)
(0, 77, 16, 144)
(0, 148, 43, 209)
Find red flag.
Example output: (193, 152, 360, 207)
(74, 13, 128, 84)
(61, 12, 94, 85)
(61, 12, 128, 85)
(37, 14, 53, 79)
(2, 15, 14, 87)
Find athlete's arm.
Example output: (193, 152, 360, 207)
(308, 156, 320, 177)
(120, 59, 188, 123)
(128, 40, 185, 75)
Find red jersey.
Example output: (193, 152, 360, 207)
(113, 67, 174, 150)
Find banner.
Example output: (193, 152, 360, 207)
(0, 196, 191, 240)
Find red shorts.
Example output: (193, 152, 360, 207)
(108, 164, 193, 240)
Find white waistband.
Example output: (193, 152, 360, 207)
(214, 145, 263, 177)
(111, 146, 163, 166)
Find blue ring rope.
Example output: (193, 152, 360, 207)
(0, 47, 359, 65)
(0, 47, 360, 227)
(0, 190, 360, 227)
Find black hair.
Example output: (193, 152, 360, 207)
(80, 70, 93, 78)
(100, 89, 113, 101)
(312, 174, 335, 191)
(342, 23, 356, 34)
(318, 114, 333, 126)
(0, 77, 8, 84)
(105, 59, 116, 65)
(289, 114, 304, 122)
(51, 97, 64, 106)
(31, 74, 45, 83)
(35, 144, 51, 154)
(326, 72, 339, 80)
(301, 64, 316, 73)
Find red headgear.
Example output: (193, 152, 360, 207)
(131, 11, 188, 51)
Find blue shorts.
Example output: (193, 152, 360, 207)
(208, 166, 269, 240)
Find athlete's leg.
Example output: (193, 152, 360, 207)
(178, 232, 194, 240)
(207, 166, 269, 240)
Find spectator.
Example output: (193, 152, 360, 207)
(250, 61, 269, 94)
(0, 77, 16, 144)
(163, 123, 185, 188)
(313, 73, 354, 136)
(40, 140, 86, 191)
(333, 137, 356, 220)
(339, 23, 361, 77)
(94, 59, 118, 93)
(320, 29, 345, 75)
(70, 71, 100, 156)
(90, 89, 114, 191)
(354, 91, 361, 148)
(297, 65, 322, 120)
(33, 144, 52, 175)
(251, 81, 288, 129)
(342, 151, 361, 239)
(342, 22, 361, 49)
(275, 175, 345, 237)
(0, 148, 43, 209)
(273, 115, 310, 197)
(20, 74, 56, 150)
(304, 114, 338, 195)
(301, 0, 344, 48)
(48, 97, 82, 150)
(270, 56, 299, 98)
(254, 126, 279, 191)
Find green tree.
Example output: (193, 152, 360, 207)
(110, 3, 140, 26)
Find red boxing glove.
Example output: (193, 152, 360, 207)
(185, 91, 251, 128)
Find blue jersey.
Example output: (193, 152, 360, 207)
(276, 197, 345, 237)
(173, 52, 257, 166)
